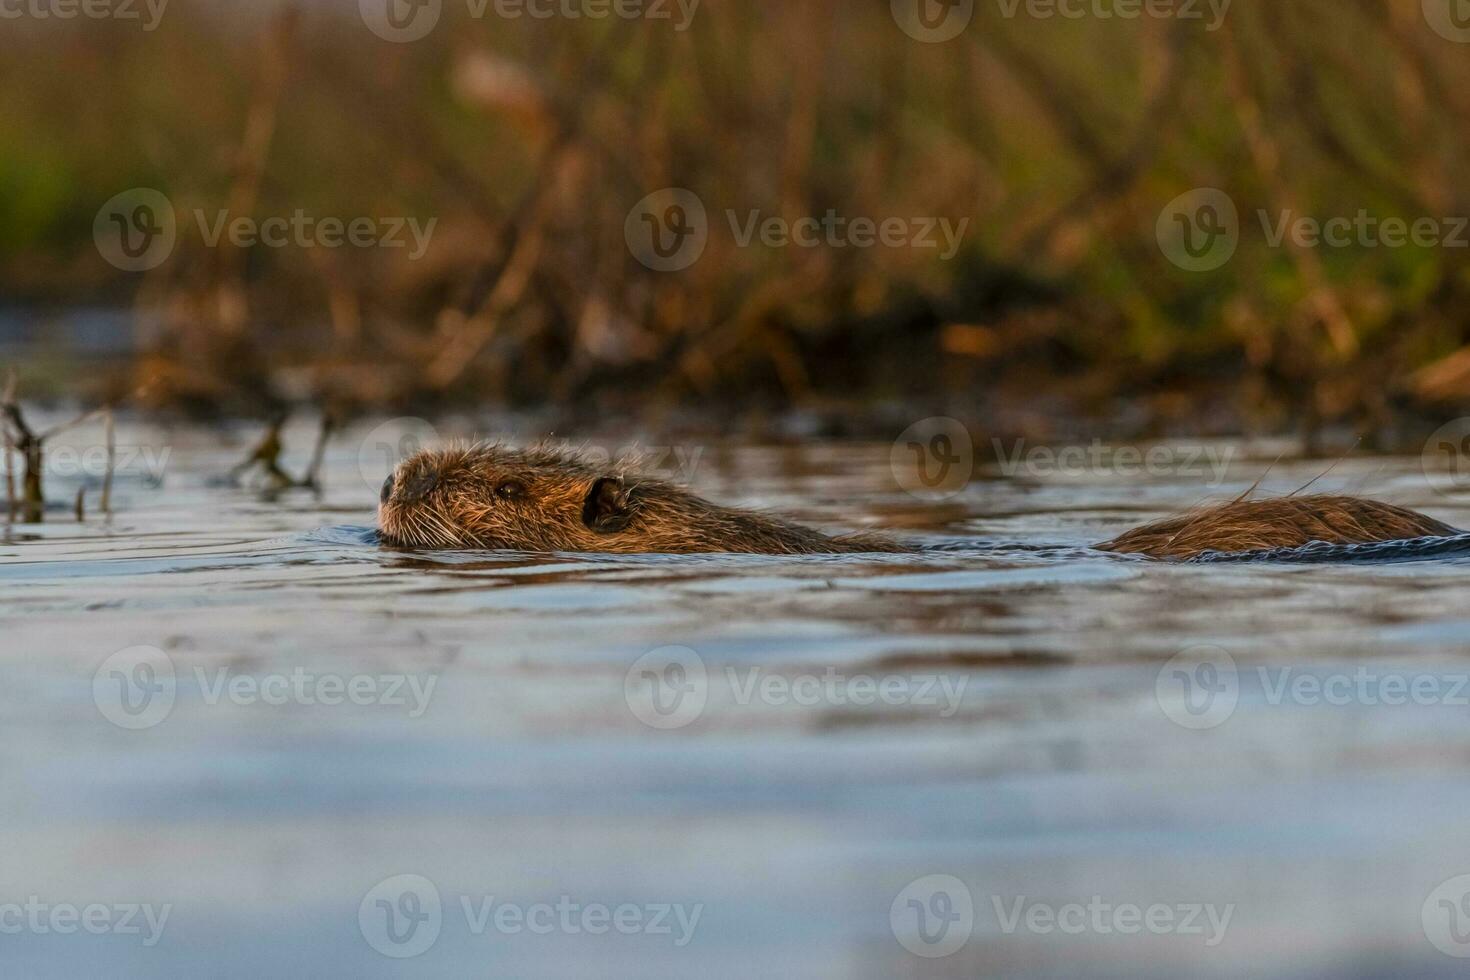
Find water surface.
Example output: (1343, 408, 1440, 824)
(6, 420, 1470, 978)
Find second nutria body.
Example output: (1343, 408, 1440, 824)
(1096, 495, 1461, 560)
(378, 443, 1461, 559)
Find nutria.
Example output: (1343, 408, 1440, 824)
(378, 443, 1462, 560)
(1096, 495, 1462, 560)
(377, 443, 905, 554)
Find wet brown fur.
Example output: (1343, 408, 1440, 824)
(1096, 494, 1461, 559)
(378, 443, 906, 555)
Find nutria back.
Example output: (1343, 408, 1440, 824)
(378, 443, 906, 555)
(1096, 494, 1462, 560)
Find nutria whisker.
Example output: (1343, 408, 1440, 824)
(421, 504, 465, 548)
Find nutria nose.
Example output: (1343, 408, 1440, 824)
(380, 473, 394, 503)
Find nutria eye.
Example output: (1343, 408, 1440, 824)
(496, 481, 526, 500)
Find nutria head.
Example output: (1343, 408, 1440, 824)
(378, 442, 905, 555)
(377, 443, 646, 551)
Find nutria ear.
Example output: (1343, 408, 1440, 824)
(582, 476, 632, 532)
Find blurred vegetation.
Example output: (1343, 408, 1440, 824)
(3, 0, 1470, 439)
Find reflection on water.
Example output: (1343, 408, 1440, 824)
(5, 420, 1470, 977)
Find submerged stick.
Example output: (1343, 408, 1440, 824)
(231, 413, 294, 488)
(2, 396, 44, 524)
(3, 427, 14, 527)
(298, 411, 335, 491)
(101, 409, 115, 517)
